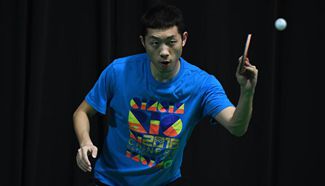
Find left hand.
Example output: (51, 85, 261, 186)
(236, 56, 258, 92)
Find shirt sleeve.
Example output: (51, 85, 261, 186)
(85, 64, 115, 115)
(201, 75, 234, 119)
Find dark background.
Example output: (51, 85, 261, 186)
(1, 0, 324, 185)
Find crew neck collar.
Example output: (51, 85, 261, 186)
(146, 55, 184, 86)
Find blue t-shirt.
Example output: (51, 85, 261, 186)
(85, 53, 234, 186)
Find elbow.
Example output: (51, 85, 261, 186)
(231, 129, 247, 137)
(72, 110, 79, 124)
(73, 109, 92, 122)
(73, 109, 83, 121)
(228, 126, 248, 137)
(73, 110, 79, 119)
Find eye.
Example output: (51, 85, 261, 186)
(169, 40, 177, 45)
(150, 41, 159, 47)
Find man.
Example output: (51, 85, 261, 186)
(73, 3, 258, 186)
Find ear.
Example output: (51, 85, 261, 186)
(181, 32, 188, 47)
(139, 35, 145, 48)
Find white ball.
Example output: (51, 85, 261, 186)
(275, 18, 287, 31)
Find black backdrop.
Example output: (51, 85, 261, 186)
(1, 0, 324, 185)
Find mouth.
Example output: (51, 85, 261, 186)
(160, 61, 170, 65)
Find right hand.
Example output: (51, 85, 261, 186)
(76, 144, 98, 172)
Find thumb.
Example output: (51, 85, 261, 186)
(91, 146, 98, 158)
(237, 56, 244, 74)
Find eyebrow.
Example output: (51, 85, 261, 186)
(148, 35, 176, 40)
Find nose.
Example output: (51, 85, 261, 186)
(160, 44, 169, 59)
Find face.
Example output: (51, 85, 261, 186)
(141, 26, 188, 79)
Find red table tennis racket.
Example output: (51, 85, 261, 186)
(239, 34, 253, 77)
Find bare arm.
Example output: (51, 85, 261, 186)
(73, 100, 98, 172)
(215, 57, 258, 137)
(73, 100, 97, 146)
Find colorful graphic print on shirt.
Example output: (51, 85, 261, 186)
(126, 97, 184, 169)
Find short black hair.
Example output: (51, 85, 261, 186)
(140, 3, 186, 37)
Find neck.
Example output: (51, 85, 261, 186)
(150, 60, 180, 82)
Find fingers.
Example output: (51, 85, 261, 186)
(76, 145, 98, 172)
(77, 148, 91, 172)
(238, 56, 251, 66)
(76, 154, 89, 172)
(237, 56, 252, 74)
(82, 148, 92, 170)
(91, 146, 98, 158)
(243, 65, 258, 79)
(236, 56, 258, 80)
(245, 65, 257, 71)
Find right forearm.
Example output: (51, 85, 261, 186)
(73, 111, 93, 147)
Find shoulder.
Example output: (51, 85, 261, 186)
(181, 58, 223, 90)
(113, 53, 148, 66)
(103, 53, 148, 73)
(181, 57, 213, 80)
